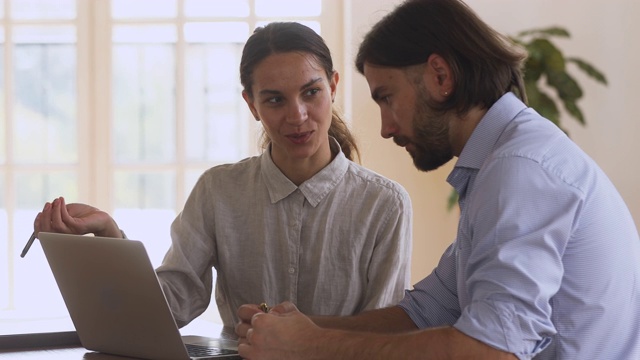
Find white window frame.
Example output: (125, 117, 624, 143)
(1, 0, 344, 341)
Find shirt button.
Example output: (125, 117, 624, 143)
(288, 267, 295, 274)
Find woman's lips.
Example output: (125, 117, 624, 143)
(287, 131, 313, 144)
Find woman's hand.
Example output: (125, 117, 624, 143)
(34, 196, 122, 238)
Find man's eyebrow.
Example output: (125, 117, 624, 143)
(370, 87, 385, 102)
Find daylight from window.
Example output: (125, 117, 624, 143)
(0, 0, 324, 335)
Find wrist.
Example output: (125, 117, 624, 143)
(95, 216, 123, 238)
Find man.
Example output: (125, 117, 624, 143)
(235, 0, 640, 359)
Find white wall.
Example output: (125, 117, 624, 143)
(342, 0, 640, 284)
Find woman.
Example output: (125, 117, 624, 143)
(34, 22, 412, 328)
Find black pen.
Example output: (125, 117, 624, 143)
(20, 231, 37, 258)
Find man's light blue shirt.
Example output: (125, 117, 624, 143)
(399, 93, 640, 359)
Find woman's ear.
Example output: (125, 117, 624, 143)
(330, 70, 340, 103)
(242, 91, 260, 121)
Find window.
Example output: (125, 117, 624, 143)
(0, 0, 338, 336)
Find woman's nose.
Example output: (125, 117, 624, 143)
(286, 100, 308, 125)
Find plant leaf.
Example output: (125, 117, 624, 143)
(567, 57, 608, 85)
(563, 100, 586, 125)
(536, 94, 561, 128)
(447, 189, 458, 212)
(516, 26, 571, 39)
(526, 82, 562, 127)
(527, 38, 565, 73)
(523, 59, 543, 82)
(546, 70, 583, 102)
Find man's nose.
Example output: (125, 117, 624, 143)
(380, 113, 399, 139)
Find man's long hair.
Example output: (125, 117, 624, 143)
(355, 0, 527, 115)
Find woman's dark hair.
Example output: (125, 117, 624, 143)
(240, 22, 360, 162)
(355, 0, 527, 115)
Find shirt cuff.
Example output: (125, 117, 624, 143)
(454, 300, 551, 359)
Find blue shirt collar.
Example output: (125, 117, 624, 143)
(455, 92, 528, 170)
(447, 92, 527, 197)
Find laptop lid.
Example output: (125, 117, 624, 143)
(38, 232, 239, 360)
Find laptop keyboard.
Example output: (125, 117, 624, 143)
(185, 343, 238, 358)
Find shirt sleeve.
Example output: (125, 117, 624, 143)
(454, 156, 579, 358)
(397, 243, 461, 328)
(155, 171, 217, 328)
(361, 187, 413, 310)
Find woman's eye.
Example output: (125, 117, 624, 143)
(267, 96, 282, 104)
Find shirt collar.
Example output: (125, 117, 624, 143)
(447, 92, 527, 195)
(260, 137, 350, 207)
(455, 92, 527, 170)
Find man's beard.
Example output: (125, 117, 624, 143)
(394, 87, 453, 172)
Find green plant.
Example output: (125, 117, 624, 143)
(447, 26, 608, 211)
(512, 27, 608, 131)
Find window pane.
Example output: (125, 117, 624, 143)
(114, 171, 175, 209)
(15, 171, 78, 209)
(112, 43, 176, 164)
(185, 169, 203, 197)
(112, 0, 176, 19)
(112, 25, 177, 43)
(113, 209, 174, 267)
(256, 20, 321, 34)
(13, 209, 70, 326)
(13, 25, 75, 44)
(1, 0, 330, 337)
(11, 0, 76, 20)
(184, 0, 249, 17)
(113, 171, 176, 267)
(184, 22, 249, 43)
(10, 173, 78, 331)
(13, 26, 77, 164)
(255, 0, 321, 16)
(184, 43, 249, 162)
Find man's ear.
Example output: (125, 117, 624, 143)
(424, 53, 454, 99)
(242, 91, 260, 121)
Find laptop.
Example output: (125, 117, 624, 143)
(38, 232, 241, 360)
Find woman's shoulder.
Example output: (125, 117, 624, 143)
(345, 162, 410, 199)
(196, 155, 263, 186)
(205, 154, 260, 173)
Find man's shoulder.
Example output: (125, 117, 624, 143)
(492, 110, 590, 168)
(484, 110, 603, 193)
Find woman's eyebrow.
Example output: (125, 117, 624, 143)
(257, 77, 324, 97)
(299, 77, 323, 91)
